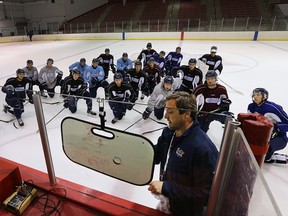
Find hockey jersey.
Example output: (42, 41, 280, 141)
(84, 65, 105, 88)
(165, 52, 183, 68)
(116, 58, 133, 71)
(199, 54, 223, 74)
(22, 66, 39, 82)
(61, 75, 86, 96)
(69, 62, 89, 78)
(2, 77, 32, 99)
(38, 65, 62, 89)
(176, 65, 203, 92)
(137, 49, 158, 65)
(107, 81, 135, 102)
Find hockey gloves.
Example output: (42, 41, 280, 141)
(142, 108, 152, 120)
(91, 77, 99, 85)
(219, 98, 232, 111)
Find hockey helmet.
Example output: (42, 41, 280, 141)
(80, 58, 86, 63)
(252, 88, 268, 101)
(105, 48, 110, 52)
(135, 60, 142, 66)
(27, 59, 33, 64)
(164, 76, 174, 84)
(188, 58, 197, 64)
(47, 58, 54, 64)
(205, 70, 218, 78)
(146, 42, 152, 48)
(114, 73, 123, 80)
(159, 51, 166, 56)
(148, 57, 155, 62)
(122, 53, 128, 57)
(211, 46, 217, 53)
(176, 46, 181, 50)
(72, 67, 80, 75)
(16, 68, 25, 74)
(92, 58, 100, 63)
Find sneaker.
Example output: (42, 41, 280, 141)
(17, 118, 24, 126)
(40, 91, 48, 98)
(111, 117, 118, 124)
(3, 105, 10, 113)
(87, 109, 97, 116)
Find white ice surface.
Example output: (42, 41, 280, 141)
(0, 40, 288, 214)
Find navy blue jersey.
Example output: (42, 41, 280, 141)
(153, 54, 166, 72)
(2, 77, 32, 99)
(199, 54, 223, 74)
(154, 122, 218, 215)
(126, 69, 146, 91)
(61, 75, 86, 96)
(177, 65, 203, 91)
(248, 101, 288, 138)
(137, 49, 158, 65)
(107, 81, 135, 102)
(165, 52, 183, 67)
(97, 53, 115, 70)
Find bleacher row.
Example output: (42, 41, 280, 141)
(65, 0, 280, 26)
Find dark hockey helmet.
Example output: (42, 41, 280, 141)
(148, 57, 155, 62)
(176, 46, 181, 50)
(252, 88, 268, 101)
(26, 59, 33, 64)
(146, 42, 152, 48)
(160, 50, 166, 56)
(47, 58, 54, 64)
(122, 53, 128, 57)
(105, 48, 110, 52)
(211, 46, 217, 52)
(188, 58, 197, 64)
(114, 73, 123, 80)
(80, 58, 86, 63)
(72, 67, 80, 74)
(205, 70, 218, 78)
(135, 60, 142, 66)
(92, 58, 100, 63)
(16, 68, 25, 74)
(164, 76, 174, 84)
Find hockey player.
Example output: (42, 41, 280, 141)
(97, 48, 116, 79)
(153, 51, 166, 76)
(125, 60, 147, 103)
(68, 58, 88, 78)
(142, 76, 175, 120)
(38, 58, 63, 98)
(248, 88, 288, 163)
(84, 58, 109, 98)
(22, 59, 44, 94)
(199, 46, 223, 75)
(165, 47, 183, 75)
(174, 58, 203, 94)
(137, 42, 158, 66)
(61, 68, 96, 115)
(107, 73, 135, 124)
(2, 69, 33, 126)
(143, 57, 161, 99)
(116, 53, 133, 76)
(193, 71, 232, 132)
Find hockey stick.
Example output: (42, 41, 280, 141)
(0, 118, 15, 123)
(42, 101, 63, 105)
(36, 107, 66, 133)
(217, 77, 244, 95)
(124, 117, 143, 132)
(142, 126, 166, 135)
(132, 108, 167, 126)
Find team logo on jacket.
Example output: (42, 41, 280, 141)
(176, 147, 185, 158)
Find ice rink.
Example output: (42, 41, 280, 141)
(0, 39, 288, 215)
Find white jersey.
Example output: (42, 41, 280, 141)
(38, 65, 61, 89)
(22, 66, 39, 82)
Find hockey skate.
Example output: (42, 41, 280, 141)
(17, 118, 24, 126)
(40, 91, 48, 98)
(3, 104, 11, 113)
(111, 117, 118, 124)
(87, 109, 97, 116)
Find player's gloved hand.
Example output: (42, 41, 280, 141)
(28, 97, 34, 104)
(219, 98, 232, 111)
(56, 70, 63, 76)
(41, 82, 48, 89)
(221, 111, 234, 118)
(63, 98, 69, 108)
(271, 124, 280, 139)
(142, 108, 152, 120)
(91, 77, 98, 85)
(112, 67, 116, 74)
(3, 85, 14, 95)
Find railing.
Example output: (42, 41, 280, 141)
(21, 17, 288, 36)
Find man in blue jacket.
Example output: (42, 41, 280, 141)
(148, 91, 218, 216)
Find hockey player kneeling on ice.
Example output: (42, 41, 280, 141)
(61, 68, 96, 115)
(199, 46, 223, 75)
(142, 76, 175, 120)
(143, 57, 161, 99)
(84, 58, 109, 99)
(193, 71, 233, 133)
(248, 88, 288, 164)
(68, 58, 88, 78)
(173, 58, 203, 94)
(107, 73, 135, 124)
(38, 58, 64, 98)
(2, 69, 33, 126)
